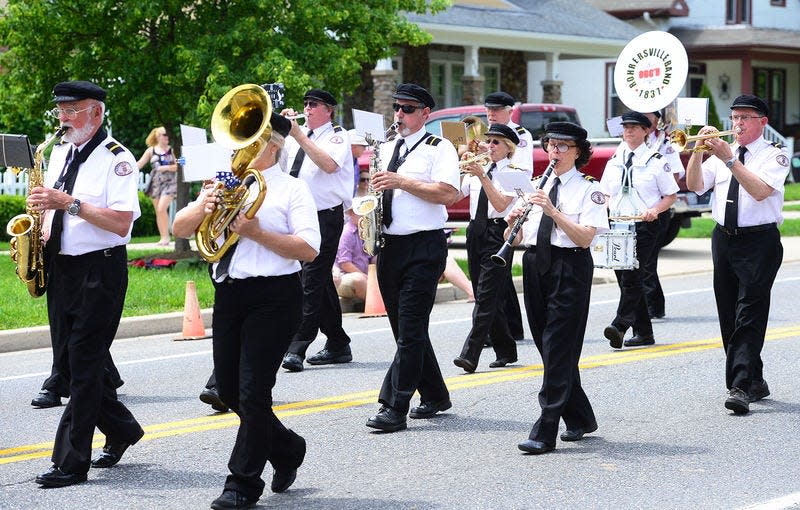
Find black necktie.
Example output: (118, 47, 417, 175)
(472, 163, 496, 234)
(381, 139, 405, 227)
(213, 242, 237, 281)
(47, 129, 106, 256)
(289, 130, 313, 177)
(536, 177, 560, 275)
(724, 146, 746, 230)
(622, 151, 634, 185)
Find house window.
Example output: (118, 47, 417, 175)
(605, 63, 625, 119)
(429, 60, 501, 107)
(482, 64, 500, 96)
(754, 68, 786, 132)
(770, 0, 785, 6)
(726, 0, 751, 24)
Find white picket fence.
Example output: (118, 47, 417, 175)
(0, 170, 151, 196)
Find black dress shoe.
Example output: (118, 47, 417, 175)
(560, 422, 598, 442)
(409, 398, 452, 419)
(31, 390, 61, 408)
(210, 489, 258, 509)
(623, 334, 655, 347)
(91, 441, 132, 468)
(725, 387, 750, 415)
(282, 353, 304, 372)
(518, 439, 555, 454)
(453, 357, 477, 373)
(271, 435, 305, 493)
(489, 357, 517, 368)
(199, 387, 229, 413)
(307, 347, 353, 365)
(749, 380, 770, 402)
(366, 406, 407, 432)
(604, 325, 625, 349)
(35, 466, 87, 488)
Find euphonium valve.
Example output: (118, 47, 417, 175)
(196, 84, 272, 263)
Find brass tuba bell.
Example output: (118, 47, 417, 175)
(195, 84, 272, 263)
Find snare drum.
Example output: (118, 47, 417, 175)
(591, 222, 638, 270)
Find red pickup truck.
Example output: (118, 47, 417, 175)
(358, 103, 710, 246)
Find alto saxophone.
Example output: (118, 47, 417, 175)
(6, 126, 67, 297)
(352, 123, 397, 256)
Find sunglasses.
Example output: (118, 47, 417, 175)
(303, 100, 321, 109)
(487, 138, 504, 146)
(359, 177, 369, 182)
(392, 103, 425, 114)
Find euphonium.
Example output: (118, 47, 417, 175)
(352, 122, 398, 256)
(6, 126, 67, 297)
(195, 84, 272, 263)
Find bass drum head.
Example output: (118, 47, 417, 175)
(613, 31, 688, 113)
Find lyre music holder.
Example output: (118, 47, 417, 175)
(0, 134, 35, 169)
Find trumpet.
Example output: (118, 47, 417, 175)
(670, 127, 740, 152)
(458, 152, 492, 174)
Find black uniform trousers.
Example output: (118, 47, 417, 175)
(287, 204, 350, 357)
(711, 225, 782, 392)
(47, 246, 143, 474)
(377, 229, 449, 414)
(41, 353, 123, 397)
(504, 263, 524, 339)
(459, 219, 516, 363)
(212, 273, 306, 500)
(522, 246, 596, 446)
(642, 210, 671, 318)
(612, 219, 661, 336)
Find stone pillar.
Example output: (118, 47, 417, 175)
(462, 75, 484, 105)
(371, 68, 399, 127)
(540, 80, 563, 104)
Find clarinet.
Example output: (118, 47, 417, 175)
(490, 159, 557, 267)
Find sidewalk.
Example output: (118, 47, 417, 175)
(3, 236, 800, 353)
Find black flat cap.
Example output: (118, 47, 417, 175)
(731, 94, 768, 117)
(304, 89, 336, 106)
(52, 80, 106, 102)
(484, 91, 515, 108)
(393, 83, 435, 109)
(485, 123, 519, 145)
(544, 122, 587, 141)
(270, 113, 291, 138)
(620, 111, 652, 128)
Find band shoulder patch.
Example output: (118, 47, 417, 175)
(507, 163, 525, 171)
(532, 175, 543, 183)
(582, 174, 596, 182)
(515, 126, 526, 135)
(770, 141, 785, 149)
(105, 141, 125, 155)
(333, 124, 344, 133)
(425, 135, 442, 146)
(648, 152, 663, 161)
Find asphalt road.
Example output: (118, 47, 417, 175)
(2, 262, 800, 509)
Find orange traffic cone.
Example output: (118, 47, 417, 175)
(360, 263, 387, 318)
(174, 280, 210, 341)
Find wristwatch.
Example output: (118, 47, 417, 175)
(67, 199, 81, 216)
(725, 158, 736, 169)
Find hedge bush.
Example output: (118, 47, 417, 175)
(0, 191, 157, 241)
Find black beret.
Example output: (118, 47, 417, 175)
(392, 83, 435, 109)
(304, 89, 336, 107)
(484, 91, 515, 108)
(52, 80, 106, 103)
(731, 94, 768, 117)
(620, 111, 652, 128)
(269, 113, 291, 138)
(544, 121, 587, 142)
(485, 123, 519, 145)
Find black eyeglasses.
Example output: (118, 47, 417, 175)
(304, 100, 320, 109)
(392, 103, 425, 114)
(545, 141, 576, 153)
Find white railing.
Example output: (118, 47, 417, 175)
(1, 170, 151, 195)
(722, 119, 794, 154)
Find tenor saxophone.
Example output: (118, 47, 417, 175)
(6, 126, 67, 297)
(352, 123, 397, 256)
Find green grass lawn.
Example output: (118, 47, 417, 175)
(678, 217, 800, 238)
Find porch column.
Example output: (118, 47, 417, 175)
(461, 45, 484, 105)
(371, 58, 400, 126)
(540, 52, 563, 104)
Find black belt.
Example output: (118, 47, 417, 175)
(526, 245, 588, 253)
(715, 223, 776, 236)
(470, 218, 507, 226)
(57, 245, 125, 259)
(318, 203, 344, 214)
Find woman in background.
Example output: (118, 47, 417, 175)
(137, 126, 178, 246)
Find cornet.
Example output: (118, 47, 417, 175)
(670, 127, 740, 152)
(459, 152, 492, 174)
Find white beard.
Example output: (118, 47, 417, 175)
(62, 123, 98, 145)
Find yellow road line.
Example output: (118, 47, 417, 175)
(2, 326, 798, 465)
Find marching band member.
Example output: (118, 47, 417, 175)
(484, 91, 531, 340)
(281, 89, 354, 372)
(686, 94, 790, 415)
(365, 83, 460, 433)
(173, 113, 320, 508)
(32, 80, 144, 487)
(508, 122, 608, 454)
(600, 112, 678, 349)
(453, 123, 520, 373)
